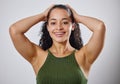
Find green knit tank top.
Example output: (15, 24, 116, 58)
(36, 50, 87, 84)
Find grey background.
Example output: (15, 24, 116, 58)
(0, 0, 120, 84)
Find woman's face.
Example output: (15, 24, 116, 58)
(47, 8, 74, 43)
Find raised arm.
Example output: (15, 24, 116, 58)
(78, 15, 106, 64)
(9, 5, 53, 63)
(68, 5, 106, 65)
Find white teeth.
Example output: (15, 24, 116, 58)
(54, 32, 65, 37)
(55, 32, 64, 34)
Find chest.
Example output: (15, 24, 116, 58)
(36, 54, 87, 84)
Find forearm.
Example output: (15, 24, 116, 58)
(77, 15, 105, 32)
(10, 13, 45, 34)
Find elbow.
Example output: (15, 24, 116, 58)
(9, 24, 21, 38)
(9, 24, 17, 36)
(98, 21, 106, 32)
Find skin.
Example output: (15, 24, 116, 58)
(9, 5, 106, 79)
(47, 8, 75, 54)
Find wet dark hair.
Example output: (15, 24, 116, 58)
(39, 4, 83, 50)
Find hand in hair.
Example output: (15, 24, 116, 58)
(66, 4, 80, 23)
(42, 4, 54, 21)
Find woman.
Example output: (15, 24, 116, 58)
(9, 4, 105, 84)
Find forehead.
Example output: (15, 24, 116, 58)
(49, 8, 70, 20)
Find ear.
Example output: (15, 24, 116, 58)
(72, 23, 75, 31)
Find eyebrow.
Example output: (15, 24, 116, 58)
(49, 18, 70, 21)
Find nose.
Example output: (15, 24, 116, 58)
(57, 23, 63, 30)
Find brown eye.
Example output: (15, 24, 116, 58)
(50, 22, 56, 25)
(63, 22, 68, 25)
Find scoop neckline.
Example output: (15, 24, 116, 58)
(48, 49, 76, 59)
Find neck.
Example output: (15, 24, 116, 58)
(50, 41, 74, 55)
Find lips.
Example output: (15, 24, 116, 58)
(54, 32, 65, 37)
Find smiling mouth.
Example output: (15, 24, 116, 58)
(54, 32, 65, 37)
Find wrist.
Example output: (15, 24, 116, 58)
(38, 13, 46, 21)
(74, 14, 81, 23)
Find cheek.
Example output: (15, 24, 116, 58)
(66, 25, 72, 32)
(47, 27, 54, 33)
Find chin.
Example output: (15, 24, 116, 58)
(53, 38, 67, 43)
(55, 40, 66, 43)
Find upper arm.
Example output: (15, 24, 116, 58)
(84, 22, 106, 64)
(9, 26, 38, 63)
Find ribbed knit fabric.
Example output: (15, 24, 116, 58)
(36, 50, 87, 84)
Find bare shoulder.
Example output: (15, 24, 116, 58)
(75, 47, 85, 65)
(75, 46, 91, 78)
(31, 46, 48, 75)
(75, 46, 91, 68)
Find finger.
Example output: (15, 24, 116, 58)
(47, 4, 55, 12)
(66, 4, 72, 10)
